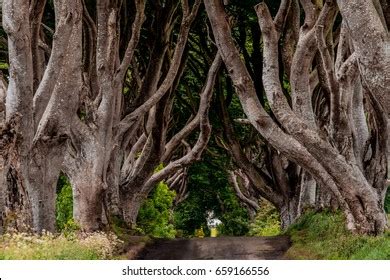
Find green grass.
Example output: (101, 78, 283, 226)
(286, 211, 390, 260)
(0, 231, 123, 260)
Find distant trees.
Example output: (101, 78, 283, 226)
(0, 0, 389, 236)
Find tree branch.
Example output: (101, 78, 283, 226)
(229, 170, 260, 211)
(33, 12, 75, 127)
(274, 0, 292, 37)
(140, 52, 222, 195)
(115, 0, 201, 141)
(114, 0, 146, 85)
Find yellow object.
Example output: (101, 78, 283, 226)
(210, 228, 218, 237)
(195, 227, 205, 238)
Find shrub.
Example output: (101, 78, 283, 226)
(137, 181, 177, 239)
(248, 199, 281, 236)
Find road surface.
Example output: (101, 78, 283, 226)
(136, 236, 291, 260)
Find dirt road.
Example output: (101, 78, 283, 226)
(136, 236, 290, 260)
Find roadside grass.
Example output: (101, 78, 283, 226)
(0, 230, 123, 260)
(285, 211, 390, 260)
(109, 216, 153, 260)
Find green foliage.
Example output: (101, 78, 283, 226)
(110, 215, 130, 238)
(217, 186, 250, 236)
(174, 155, 250, 237)
(154, 163, 165, 173)
(137, 181, 177, 239)
(249, 199, 281, 236)
(286, 211, 390, 259)
(61, 220, 80, 237)
(385, 187, 390, 214)
(55, 175, 74, 231)
(0, 62, 8, 70)
(282, 74, 292, 94)
(174, 193, 208, 237)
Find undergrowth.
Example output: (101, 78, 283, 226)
(136, 181, 177, 239)
(0, 230, 123, 260)
(248, 199, 281, 236)
(286, 211, 390, 260)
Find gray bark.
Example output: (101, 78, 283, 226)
(205, 0, 388, 234)
(1, 0, 83, 232)
(61, 0, 146, 231)
(337, 0, 390, 116)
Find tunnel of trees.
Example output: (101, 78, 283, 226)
(0, 0, 389, 237)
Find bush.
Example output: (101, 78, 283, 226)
(248, 199, 281, 236)
(56, 175, 74, 231)
(137, 181, 177, 239)
(286, 211, 390, 259)
(0, 230, 122, 260)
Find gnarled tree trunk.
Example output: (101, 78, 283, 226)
(1, 0, 83, 232)
(205, 0, 389, 234)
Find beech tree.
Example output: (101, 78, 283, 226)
(0, 0, 217, 232)
(1, 0, 82, 232)
(205, 0, 389, 234)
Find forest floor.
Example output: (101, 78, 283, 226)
(134, 236, 291, 260)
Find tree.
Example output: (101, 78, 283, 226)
(1, 0, 82, 232)
(205, 0, 389, 234)
(0, 0, 218, 232)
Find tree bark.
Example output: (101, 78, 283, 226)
(70, 172, 104, 231)
(2, 0, 83, 232)
(337, 0, 390, 116)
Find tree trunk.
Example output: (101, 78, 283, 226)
(297, 172, 317, 214)
(28, 0, 82, 232)
(70, 173, 104, 231)
(2, 166, 31, 231)
(0, 158, 7, 233)
(64, 129, 108, 231)
(105, 147, 123, 219)
(121, 191, 144, 229)
(1, 0, 83, 232)
(279, 198, 300, 230)
(28, 181, 57, 232)
(28, 153, 61, 232)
